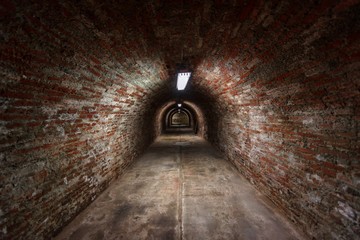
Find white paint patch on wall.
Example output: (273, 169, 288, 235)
(336, 201, 357, 222)
(316, 154, 325, 161)
(308, 192, 322, 203)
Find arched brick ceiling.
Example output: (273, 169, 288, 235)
(54, 0, 360, 108)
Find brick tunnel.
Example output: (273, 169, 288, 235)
(1, 0, 359, 239)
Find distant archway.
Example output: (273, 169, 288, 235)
(170, 110, 190, 127)
(154, 100, 207, 137)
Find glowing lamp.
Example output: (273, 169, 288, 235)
(177, 72, 191, 90)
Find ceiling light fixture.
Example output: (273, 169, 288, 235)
(177, 103, 182, 107)
(177, 72, 191, 90)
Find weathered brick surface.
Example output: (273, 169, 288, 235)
(192, 1, 360, 239)
(0, 1, 168, 239)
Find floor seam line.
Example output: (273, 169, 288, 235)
(179, 144, 184, 240)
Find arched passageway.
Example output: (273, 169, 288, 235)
(159, 101, 204, 135)
(168, 109, 190, 127)
(1, 1, 359, 239)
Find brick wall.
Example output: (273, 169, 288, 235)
(0, 1, 168, 239)
(193, 1, 359, 239)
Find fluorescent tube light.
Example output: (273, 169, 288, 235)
(177, 72, 191, 90)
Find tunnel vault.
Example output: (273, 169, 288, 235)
(1, 0, 359, 239)
(167, 108, 191, 127)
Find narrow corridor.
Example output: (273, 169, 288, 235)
(55, 133, 303, 240)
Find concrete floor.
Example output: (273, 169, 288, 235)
(55, 133, 304, 240)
